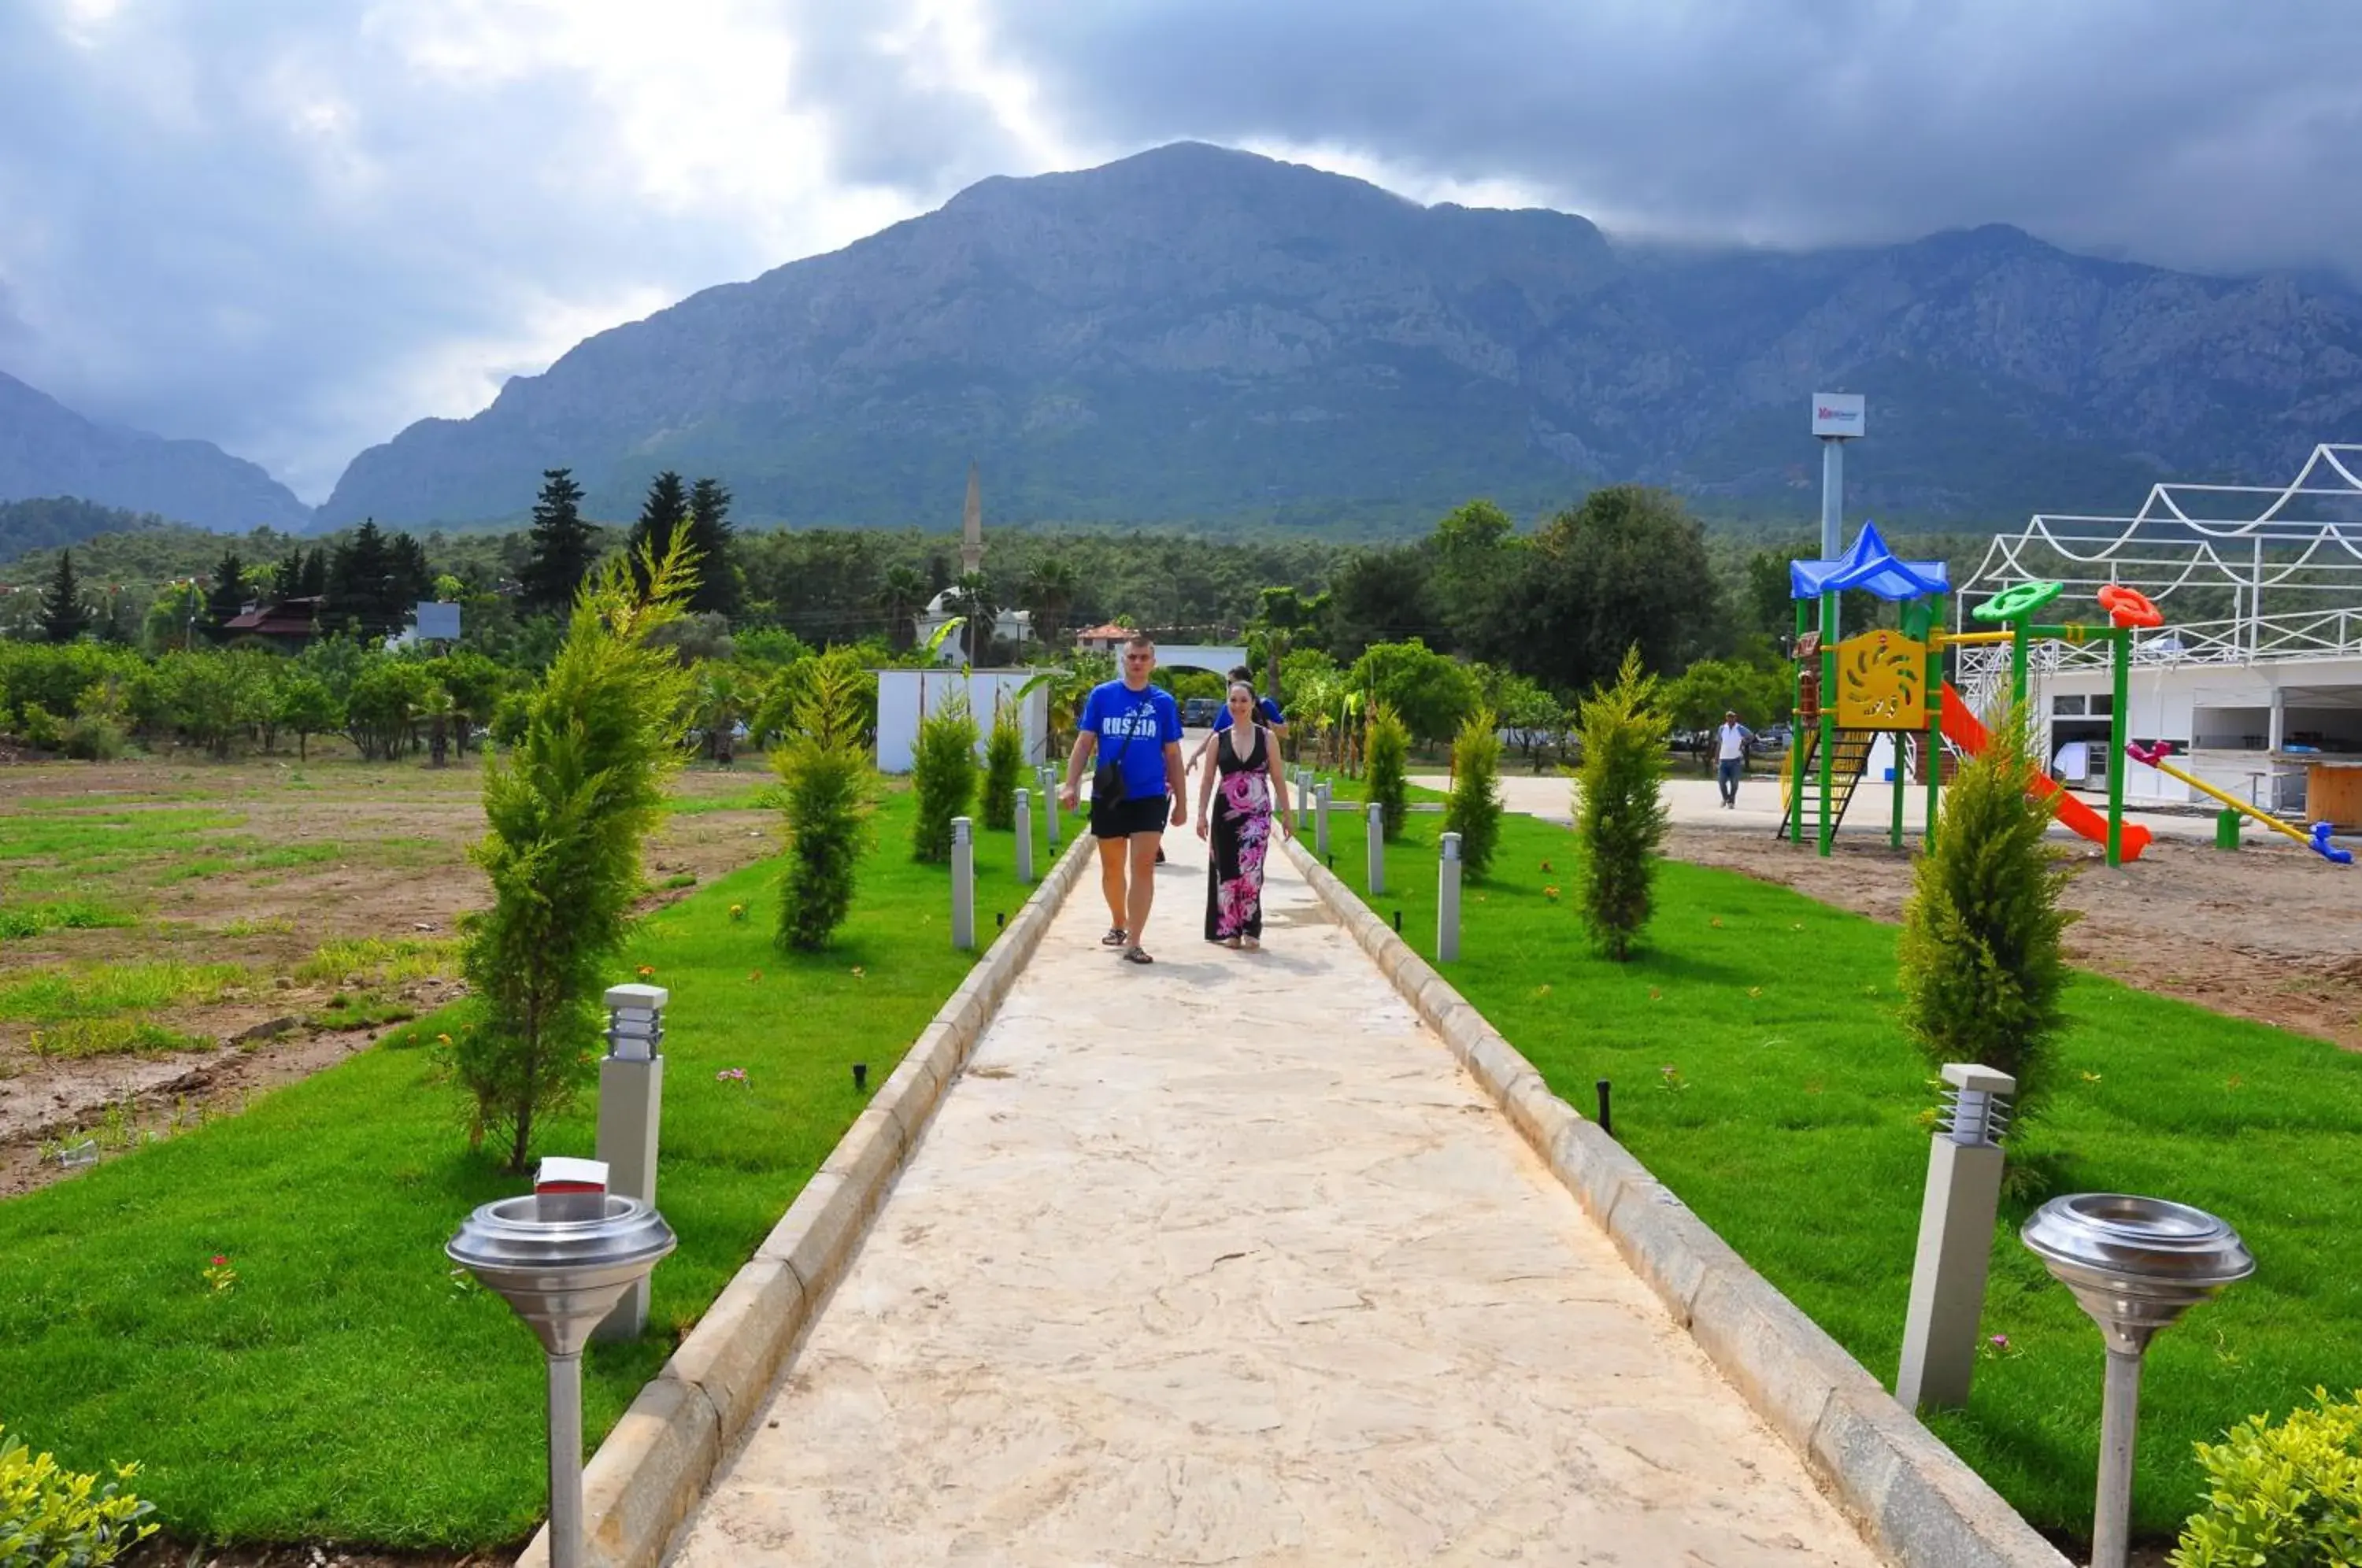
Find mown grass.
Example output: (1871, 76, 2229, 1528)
(1320, 805, 2362, 1543)
(0, 788, 1052, 1550)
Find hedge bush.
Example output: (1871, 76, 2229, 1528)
(909, 696, 979, 863)
(1572, 649, 1668, 960)
(1442, 706, 1504, 878)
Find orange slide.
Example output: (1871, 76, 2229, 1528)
(1938, 682, 2151, 860)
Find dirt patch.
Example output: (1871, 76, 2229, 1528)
(1, 755, 781, 1197)
(1669, 823, 2362, 1052)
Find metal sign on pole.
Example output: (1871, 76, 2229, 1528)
(950, 817, 976, 950)
(1437, 832, 1462, 962)
(1812, 392, 1865, 636)
(1365, 801, 1386, 893)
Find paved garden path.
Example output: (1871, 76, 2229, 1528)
(669, 823, 1882, 1566)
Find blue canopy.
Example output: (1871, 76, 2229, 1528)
(1790, 521, 1949, 601)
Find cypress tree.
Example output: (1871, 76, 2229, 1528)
(519, 468, 597, 616)
(684, 477, 740, 618)
(1573, 649, 1670, 961)
(39, 549, 91, 643)
(329, 520, 396, 636)
(625, 472, 690, 597)
(272, 547, 305, 599)
(206, 549, 248, 634)
(299, 546, 328, 597)
(388, 532, 434, 616)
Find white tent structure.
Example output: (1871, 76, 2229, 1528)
(1959, 443, 2362, 809)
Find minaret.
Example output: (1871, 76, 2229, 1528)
(960, 461, 983, 575)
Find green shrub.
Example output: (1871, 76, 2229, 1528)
(774, 651, 875, 951)
(344, 661, 430, 763)
(0, 1422, 158, 1566)
(980, 702, 1024, 830)
(909, 696, 979, 863)
(2171, 1389, 2362, 1567)
(1897, 698, 2074, 1123)
(1363, 701, 1411, 841)
(18, 702, 66, 753)
(1443, 706, 1505, 878)
(274, 672, 342, 761)
(456, 536, 696, 1171)
(1573, 648, 1669, 960)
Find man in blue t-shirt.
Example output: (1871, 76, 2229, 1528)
(1060, 633, 1187, 963)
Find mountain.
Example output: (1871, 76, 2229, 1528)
(0, 371, 313, 533)
(320, 142, 2362, 535)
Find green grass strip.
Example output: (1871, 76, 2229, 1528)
(0, 900, 136, 939)
(1321, 804, 2362, 1539)
(0, 790, 1050, 1549)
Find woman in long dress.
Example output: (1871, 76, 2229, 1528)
(1195, 682, 1294, 948)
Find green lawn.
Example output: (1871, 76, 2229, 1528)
(0, 787, 1059, 1550)
(1320, 802, 2362, 1543)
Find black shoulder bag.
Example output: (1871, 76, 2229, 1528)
(1093, 722, 1138, 807)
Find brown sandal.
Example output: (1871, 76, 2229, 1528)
(1120, 946, 1155, 964)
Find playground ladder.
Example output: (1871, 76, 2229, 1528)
(1776, 729, 1879, 841)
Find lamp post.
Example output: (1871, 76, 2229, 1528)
(447, 1159, 676, 1568)
(1014, 786, 1035, 882)
(1437, 831, 1462, 962)
(950, 816, 976, 950)
(1365, 801, 1386, 894)
(593, 984, 668, 1342)
(1895, 1063, 2013, 1408)
(2021, 1194, 2253, 1568)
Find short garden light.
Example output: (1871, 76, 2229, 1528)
(593, 983, 668, 1342)
(2021, 1193, 2253, 1568)
(447, 1158, 675, 1568)
(950, 816, 976, 950)
(1436, 832, 1462, 963)
(1365, 802, 1385, 894)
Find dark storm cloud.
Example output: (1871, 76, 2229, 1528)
(989, 0, 2362, 283)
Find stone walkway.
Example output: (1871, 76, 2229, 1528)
(668, 824, 1882, 1566)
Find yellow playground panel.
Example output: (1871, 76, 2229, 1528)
(1834, 631, 1928, 730)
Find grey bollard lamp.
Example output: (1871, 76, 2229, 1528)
(1314, 780, 1331, 859)
(592, 983, 668, 1341)
(1365, 801, 1386, 894)
(950, 815, 976, 950)
(2021, 1193, 2253, 1568)
(1437, 831, 1462, 962)
(1040, 766, 1061, 848)
(1014, 786, 1035, 883)
(1895, 1063, 2012, 1408)
(448, 1159, 676, 1568)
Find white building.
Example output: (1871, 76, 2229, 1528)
(1958, 444, 2362, 815)
(873, 668, 1051, 773)
(914, 591, 1031, 664)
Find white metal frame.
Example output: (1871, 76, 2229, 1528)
(1957, 442, 2362, 708)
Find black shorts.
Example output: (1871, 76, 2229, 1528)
(1091, 793, 1168, 840)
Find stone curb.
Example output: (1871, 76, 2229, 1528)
(1280, 837, 2068, 1568)
(514, 827, 1098, 1568)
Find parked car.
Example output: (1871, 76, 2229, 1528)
(1180, 697, 1221, 727)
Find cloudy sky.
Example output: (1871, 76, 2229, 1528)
(4, 0, 2355, 501)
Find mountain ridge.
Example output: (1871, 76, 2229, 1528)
(0, 371, 314, 534)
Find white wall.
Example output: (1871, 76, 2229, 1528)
(2033, 657, 2362, 805)
(874, 668, 1051, 774)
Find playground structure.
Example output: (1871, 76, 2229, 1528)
(1784, 528, 2158, 866)
(1787, 524, 2353, 866)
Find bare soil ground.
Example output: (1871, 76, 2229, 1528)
(1, 750, 779, 1197)
(1669, 822, 2362, 1052)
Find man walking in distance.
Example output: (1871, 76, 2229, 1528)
(1061, 634, 1187, 964)
(1715, 708, 1753, 809)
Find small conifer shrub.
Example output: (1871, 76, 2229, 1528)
(1443, 706, 1505, 878)
(981, 701, 1024, 830)
(1573, 649, 1669, 960)
(909, 694, 979, 863)
(1363, 701, 1411, 841)
(774, 649, 875, 952)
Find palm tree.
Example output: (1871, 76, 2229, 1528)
(946, 571, 998, 665)
(1020, 557, 1079, 653)
(876, 565, 928, 652)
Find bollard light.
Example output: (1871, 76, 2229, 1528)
(2022, 1193, 2253, 1568)
(1315, 781, 1332, 859)
(1437, 831, 1463, 962)
(1039, 766, 1062, 849)
(448, 1159, 676, 1568)
(852, 1061, 868, 1093)
(1366, 801, 1386, 894)
(1014, 786, 1035, 883)
(1895, 1063, 2012, 1409)
(1295, 767, 1311, 822)
(1595, 1078, 1613, 1138)
(950, 816, 976, 950)
(593, 983, 668, 1342)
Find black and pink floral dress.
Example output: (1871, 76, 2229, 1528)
(1205, 727, 1277, 942)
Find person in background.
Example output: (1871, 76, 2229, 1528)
(1060, 634, 1187, 964)
(1189, 664, 1287, 773)
(1716, 708, 1754, 808)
